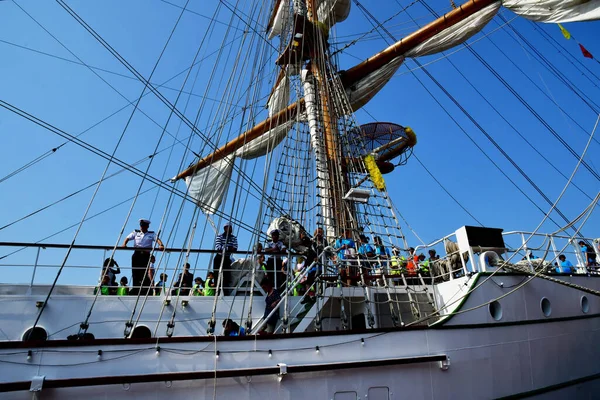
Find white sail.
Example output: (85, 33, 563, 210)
(268, 1, 289, 40)
(406, 1, 501, 57)
(346, 56, 405, 111)
(503, 0, 600, 23)
(186, 74, 293, 212)
(317, 0, 351, 28)
(185, 156, 234, 214)
(235, 121, 294, 159)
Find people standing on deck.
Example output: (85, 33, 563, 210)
(373, 236, 391, 275)
(405, 247, 418, 276)
(358, 234, 376, 279)
(155, 273, 168, 295)
(389, 247, 404, 279)
(204, 271, 216, 296)
(98, 275, 111, 295)
(259, 278, 280, 334)
(117, 276, 129, 296)
(418, 254, 430, 276)
(336, 229, 357, 286)
(214, 222, 238, 294)
(102, 257, 120, 289)
(556, 254, 574, 274)
(174, 263, 194, 296)
(578, 241, 598, 267)
(122, 219, 164, 296)
(192, 277, 204, 296)
(264, 230, 286, 289)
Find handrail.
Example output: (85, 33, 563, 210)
(251, 259, 317, 334)
(0, 241, 288, 256)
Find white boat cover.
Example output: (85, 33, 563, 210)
(502, 0, 600, 23)
(346, 56, 405, 111)
(185, 156, 234, 214)
(406, 1, 501, 58)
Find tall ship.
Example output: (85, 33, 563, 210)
(0, 0, 599, 398)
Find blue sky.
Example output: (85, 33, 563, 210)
(0, 0, 598, 285)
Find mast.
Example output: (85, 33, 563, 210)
(173, 0, 496, 182)
(301, 0, 349, 238)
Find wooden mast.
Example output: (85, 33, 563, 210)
(174, 0, 496, 181)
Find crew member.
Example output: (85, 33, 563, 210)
(214, 222, 238, 294)
(122, 219, 164, 296)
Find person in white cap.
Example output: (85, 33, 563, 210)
(213, 222, 238, 294)
(122, 219, 164, 295)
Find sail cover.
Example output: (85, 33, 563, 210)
(503, 0, 600, 23)
(185, 156, 234, 214)
(405, 1, 501, 57)
(346, 56, 405, 111)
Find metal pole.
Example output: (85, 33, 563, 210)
(30, 247, 41, 288)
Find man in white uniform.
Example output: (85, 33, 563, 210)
(122, 219, 164, 295)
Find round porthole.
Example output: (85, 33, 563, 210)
(131, 325, 152, 339)
(22, 327, 48, 341)
(489, 301, 502, 321)
(581, 296, 590, 314)
(541, 297, 551, 317)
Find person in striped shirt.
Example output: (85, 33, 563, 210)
(214, 222, 238, 294)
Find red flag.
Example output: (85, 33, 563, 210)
(579, 44, 593, 59)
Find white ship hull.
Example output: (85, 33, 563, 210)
(1, 273, 599, 399)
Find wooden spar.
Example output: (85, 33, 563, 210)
(174, 100, 301, 181)
(175, 0, 495, 181)
(340, 0, 497, 87)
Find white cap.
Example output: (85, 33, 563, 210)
(139, 219, 151, 225)
(224, 222, 232, 228)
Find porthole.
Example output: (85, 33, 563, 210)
(131, 325, 152, 339)
(22, 327, 47, 341)
(541, 297, 551, 317)
(581, 296, 590, 314)
(489, 301, 502, 321)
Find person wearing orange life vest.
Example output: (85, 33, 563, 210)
(405, 247, 418, 276)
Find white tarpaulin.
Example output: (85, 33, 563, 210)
(503, 0, 600, 23)
(185, 156, 234, 214)
(346, 56, 405, 111)
(406, 1, 501, 58)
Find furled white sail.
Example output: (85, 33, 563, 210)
(235, 121, 295, 159)
(503, 0, 600, 23)
(268, 1, 289, 40)
(317, 0, 351, 28)
(185, 156, 234, 214)
(267, 75, 290, 116)
(346, 56, 405, 111)
(406, 1, 501, 58)
(236, 74, 293, 159)
(186, 72, 293, 212)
